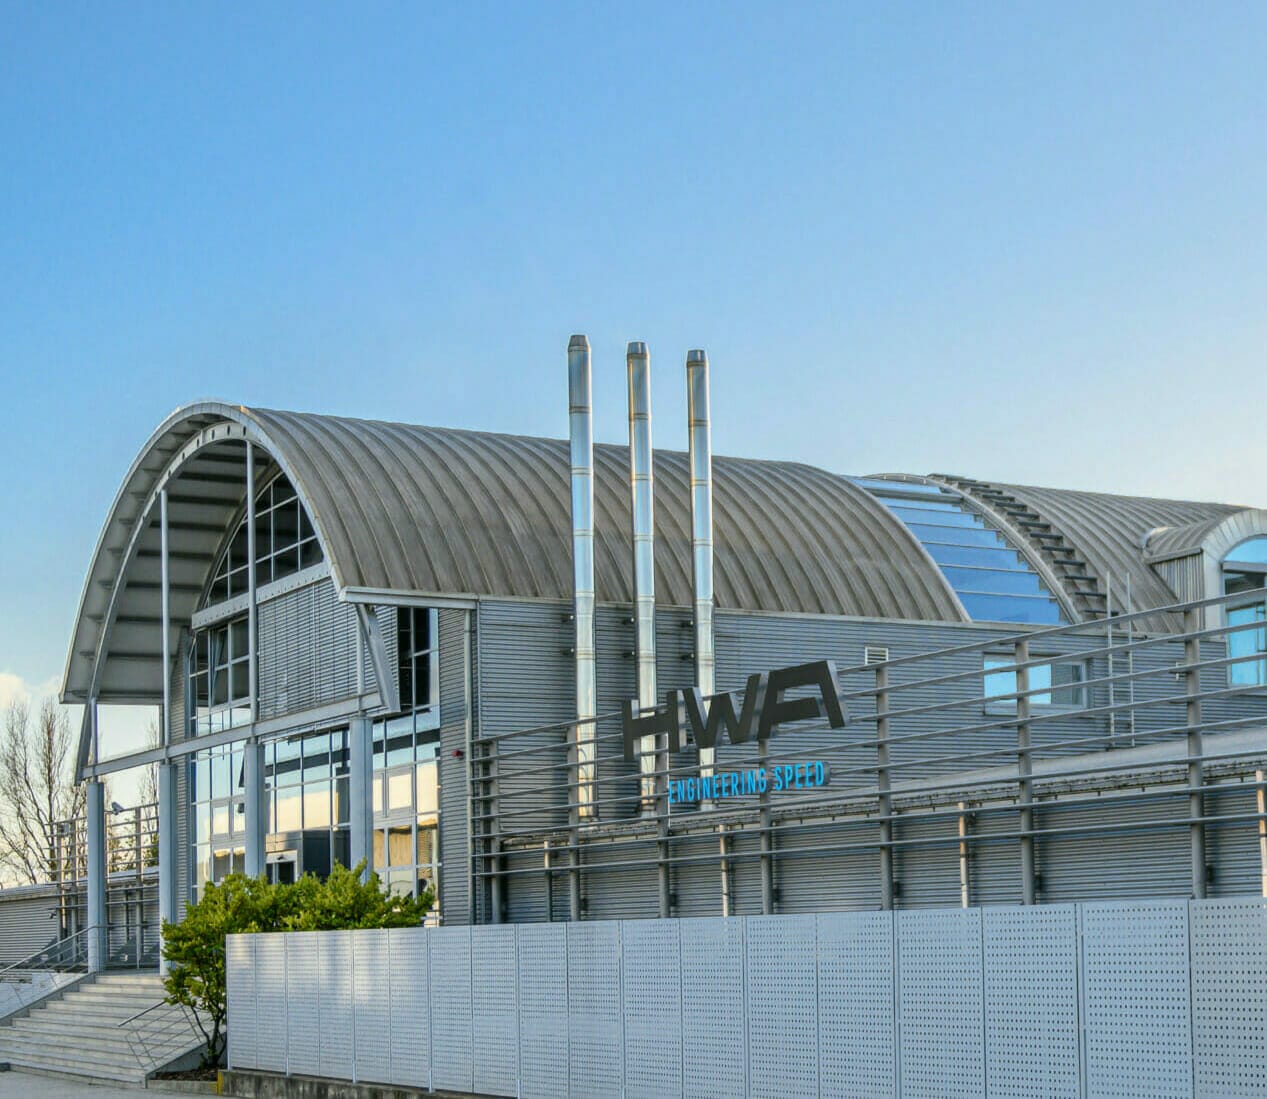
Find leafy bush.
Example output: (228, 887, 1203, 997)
(162, 861, 433, 1066)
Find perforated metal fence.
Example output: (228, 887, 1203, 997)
(228, 896, 1267, 1098)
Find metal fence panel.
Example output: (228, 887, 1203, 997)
(318, 931, 354, 1082)
(225, 934, 256, 1071)
(351, 928, 391, 1085)
(430, 925, 474, 1093)
(681, 916, 747, 1099)
(1081, 900, 1192, 1099)
(817, 911, 896, 1099)
(387, 927, 431, 1089)
(473, 925, 519, 1097)
(567, 920, 623, 1099)
(897, 908, 985, 1098)
(1190, 897, 1267, 1099)
(253, 934, 288, 1075)
(518, 922, 569, 1099)
(284, 934, 321, 1077)
(746, 915, 818, 1099)
(622, 917, 683, 1099)
(982, 905, 1080, 1098)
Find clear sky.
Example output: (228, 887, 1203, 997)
(2, 2, 1266, 731)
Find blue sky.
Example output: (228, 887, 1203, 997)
(2, 2, 1266, 725)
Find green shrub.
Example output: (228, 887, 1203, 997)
(162, 861, 433, 1066)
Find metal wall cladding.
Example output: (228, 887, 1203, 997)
(1080, 900, 1193, 1098)
(1190, 897, 1267, 1097)
(386, 927, 429, 1088)
(897, 908, 986, 1097)
(229, 901, 1267, 1099)
(224, 934, 255, 1071)
(517, 922, 568, 1099)
(817, 911, 896, 1099)
(1204, 783, 1263, 898)
(745, 914, 818, 1099)
(429, 925, 474, 1093)
(257, 578, 360, 720)
(622, 919, 683, 1099)
(566, 921, 623, 1099)
(0, 888, 58, 964)
(982, 905, 1080, 1098)
(284, 933, 321, 1077)
(351, 928, 391, 1084)
(438, 607, 471, 927)
(472, 925, 519, 1097)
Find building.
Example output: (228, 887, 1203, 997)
(56, 339, 1267, 967)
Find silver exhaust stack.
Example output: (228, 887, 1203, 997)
(687, 349, 716, 774)
(568, 335, 596, 822)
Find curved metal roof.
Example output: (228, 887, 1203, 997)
(63, 402, 965, 703)
(1144, 510, 1267, 562)
(956, 479, 1242, 627)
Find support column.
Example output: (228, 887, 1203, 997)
(157, 761, 178, 973)
(349, 716, 374, 882)
(244, 741, 267, 878)
(86, 778, 106, 973)
(1016, 638, 1036, 905)
(1185, 607, 1207, 899)
(876, 665, 894, 910)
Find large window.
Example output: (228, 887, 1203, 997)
(188, 617, 251, 736)
(1224, 538, 1267, 687)
(189, 742, 247, 900)
(205, 473, 323, 606)
(853, 477, 1066, 625)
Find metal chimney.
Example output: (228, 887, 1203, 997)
(687, 349, 716, 777)
(568, 335, 596, 822)
(627, 341, 658, 804)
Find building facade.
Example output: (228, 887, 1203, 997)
(58, 343, 1267, 966)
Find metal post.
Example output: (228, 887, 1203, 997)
(876, 665, 894, 910)
(1106, 573, 1116, 745)
(687, 349, 716, 766)
(86, 777, 106, 973)
(958, 801, 970, 908)
(1257, 769, 1266, 898)
(627, 340, 670, 918)
(1016, 638, 1036, 904)
(1185, 606, 1207, 899)
(244, 740, 266, 878)
(349, 716, 374, 883)
(246, 443, 259, 721)
(157, 762, 177, 973)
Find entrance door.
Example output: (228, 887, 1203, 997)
(266, 851, 298, 885)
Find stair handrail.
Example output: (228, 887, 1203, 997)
(0, 924, 100, 982)
(117, 996, 205, 1075)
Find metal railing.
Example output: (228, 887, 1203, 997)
(0, 924, 100, 981)
(470, 587, 1267, 918)
(117, 998, 205, 1076)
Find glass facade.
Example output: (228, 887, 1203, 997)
(853, 477, 1066, 624)
(983, 655, 1088, 709)
(1223, 538, 1267, 688)
(187, 606, 441, 913)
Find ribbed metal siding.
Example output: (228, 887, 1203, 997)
(0, 889, 58, 963)
(437, 607, 470, 925)
(257, 578, 360, 719)
(1154, 554, 1205, 604)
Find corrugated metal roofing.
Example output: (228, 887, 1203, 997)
(962, 480, 1242, 627)
(62, 402, 965, 703)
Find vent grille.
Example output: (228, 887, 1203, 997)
(864, 645, 890, 665)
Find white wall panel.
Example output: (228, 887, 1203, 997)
(387, 927, 430, 1089)
(567, 921, 623, 1099)
(253, 935, 288, 1075)
(982, 905, 1079, 1098)
(284, 934, 321, 1077)
(351, 928, 391, 1084)
(1190, 897, 1267, 1098)
(317, 931, 354, 1082)
(681, 916, 746, 1099)
(472, 925, 519, 1097)
(897, 908, 985, 1098)
(430, 925, 474, 1093)
(622, 918, 683, 1099)
(225, 934, 256, 1071)
(817, 911, 896, 1099)
(518, 922, 569, 1099)
(746, 914, 818, 1099)
(1081, 900, 1192, 1099)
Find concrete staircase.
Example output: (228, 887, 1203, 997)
(0, 972, 206, 1084)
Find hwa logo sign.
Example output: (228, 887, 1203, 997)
(620, 659, 848, 762)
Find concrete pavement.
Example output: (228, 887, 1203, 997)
(0, 1070, 148, 1097)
